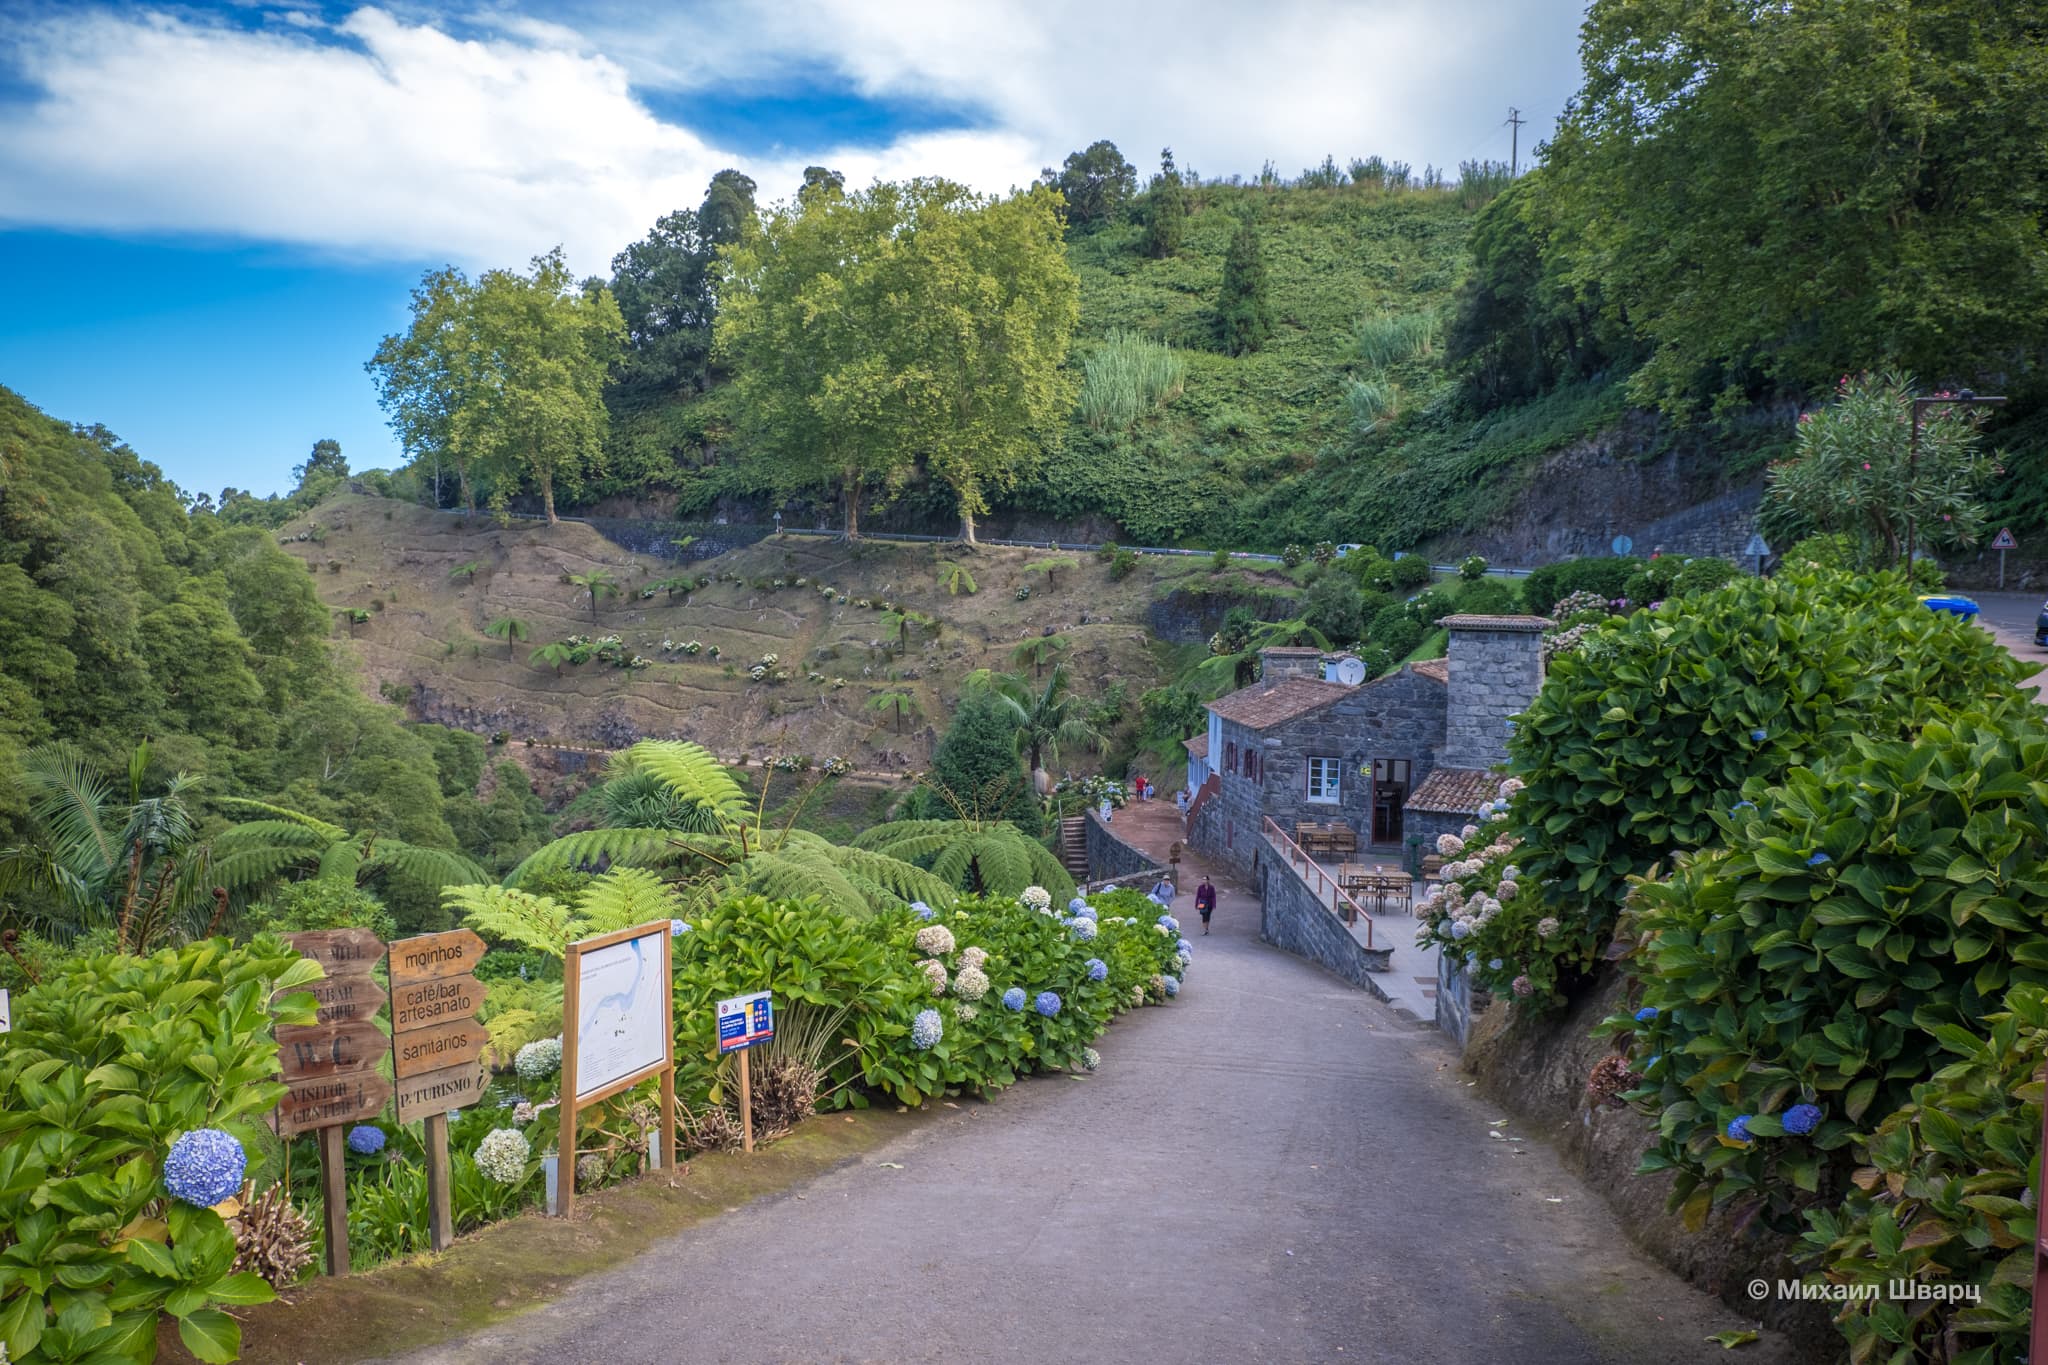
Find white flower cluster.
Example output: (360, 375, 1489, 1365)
(1436, 833, 1465, 856)
(514, 1037, 562, 1083)
(914, 924, 956, 957)
(473, 1128, 531, 1185)
(953, 965, 990, 1000)
(1020, 886, 1052, 913)
(960, 946, 988, 971)
(954, 1003, 979, 1022)
(921, 959, 949, 995)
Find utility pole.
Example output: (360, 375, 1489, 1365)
(1505, 107, 1526, 176)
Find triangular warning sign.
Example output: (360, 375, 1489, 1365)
(1992, 528, 2018, 550)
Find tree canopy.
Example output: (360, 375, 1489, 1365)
(1040, 140, 1138, 232)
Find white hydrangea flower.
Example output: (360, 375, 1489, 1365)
(1536, 917, 1560, 938)
(960, 946, 988, 971)
(473, 1128, 531, 1185)
(1461, 824, 1480, 840)
(954, 1003, 979, 1022)
(1498, 777, 1525, 798)
(1496, 880, 1520, 901)
(1502, 865, 1521, 880)
(953, 965, 990, 1001)
(921, 959, 949, 995)
(914, 924, 956, 957)
(1436, 833, 1465, 856)
(1020, 886, 1052, 913)
(514, 1037, 562, 1083)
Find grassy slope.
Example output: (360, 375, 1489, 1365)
(284, 494, 1281, 778)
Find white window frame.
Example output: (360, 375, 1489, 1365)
(1306, 756, 1342, 805)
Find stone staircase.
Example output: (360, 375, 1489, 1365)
(1059, 816, 1089, 881)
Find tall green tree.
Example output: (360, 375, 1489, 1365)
(483, 617, 530, 658)
(567, 570, 620, 621)
(1141, 148, 1187, 259)
(1217, 212, 1272, 355)
(1040, 140, 1137, 232)
(910, 696, 1042, 835)
(1542, 0, 2048, 413)
(366, 267, 481, 512)
(609, 170, 759, 404)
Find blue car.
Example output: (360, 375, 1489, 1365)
(1919, 594, 1980, 621)
(2036, 600, 2048, 646)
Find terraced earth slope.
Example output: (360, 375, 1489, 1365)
(281, 494, 1267, 775)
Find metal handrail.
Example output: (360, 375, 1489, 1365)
(1263, 817, 1375, 948)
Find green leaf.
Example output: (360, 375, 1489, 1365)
(177, 1307, 243, 1364)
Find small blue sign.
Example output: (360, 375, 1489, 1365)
(717, 990, 774, 1054)
(1611, 535, 1633, 556)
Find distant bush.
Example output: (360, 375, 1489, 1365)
(1459, 554, 1488, 580)
(1078, 331, 1186, 431)
(1390, 555, 1433, 589)
(1453, 578, 1519, 616)
(1354, 311, 1439, 369)
(1523, 556, 1640, 616)
(1108, 547, 1138, 580)
(1344, 377, 1398, 433)
(1623, 555, 1739, 605)
(1303, 574, 1365, 643)
(1367, 600, 1423, 657)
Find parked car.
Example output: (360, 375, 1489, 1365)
(2036, 599, 2048, 645)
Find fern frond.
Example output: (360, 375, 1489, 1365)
(365, 842, 488, 889)
(214, 798, 348, 842)
(21, 743, 119, 880)
(205, 845, 319, 893)
(317, 840, 363, 884)
(503, 827, 690, 888)
(822, 844, 961, 910)
(443, 883, 577, 957)
(611, 741, 750, 826)
(573, 867, 685, 936)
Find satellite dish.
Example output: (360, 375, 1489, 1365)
(1334, 655, 1367, 686)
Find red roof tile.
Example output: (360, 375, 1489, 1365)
(1205, 677, 1350, 731)
(1182, 734, 1209, 758)
(1410, 658, 1449, 684)
(1405, 767, 1502, 814)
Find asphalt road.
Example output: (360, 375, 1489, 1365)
(1972, 592, 2048, 692)
(391, 868, 1790, 1365)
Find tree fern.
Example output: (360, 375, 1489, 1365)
(503, 827, 694, 888)
(608, 741, 750, 826)
(444, 883, 581, 957)
(574, 866, 686, 933)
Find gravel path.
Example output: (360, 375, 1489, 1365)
(392, 870, 1793, 1365)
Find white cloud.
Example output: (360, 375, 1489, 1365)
(0, 1, 1582, 272)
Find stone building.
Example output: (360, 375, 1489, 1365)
(1184, 615, 1550, 876)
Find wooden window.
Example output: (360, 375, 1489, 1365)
(1225, 740, 1238, 774)
(1306, 756, 1341, 804)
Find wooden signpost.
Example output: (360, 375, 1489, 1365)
(274, 928, 387, 1277)
(557, 920, 675, 1220)
(387, 929, 489, 1252)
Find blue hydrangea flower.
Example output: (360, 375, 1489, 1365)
(1451, 922, 1472, 940)
(1783, 1103, 1823, 1136)
(345, 1124, 386, 1156)
(669, 918, 692, 937)
(1068, 897, 1089, 913)
(1157, 915, 1179, 932)
(1644, 1054, 1662, 1074)
(1086, 958, 1108, 981)
(1072, 904, 1097, 920)
(1161, 975, 1179, 997)
(1176, 938, 1193, 955)
(1002, 987, 1027, 1011)
(1634, 1006, 1658, 1023)
(1069, 918, 1098, 941)
(1488, 958, 1503, 971)
(1750, 729, 1767, 742)
(1033, 991, 1061, 1017)
(1725, 1115, 1754, 1143)
(910, 1008, 944, 1050)
(1807, 852, 1831, 866)
(1731, 801, 1756, 812)
(911, 900, 936, 920)
(1437, 919, 1455, 937)
(164, 1128, 246, 1208)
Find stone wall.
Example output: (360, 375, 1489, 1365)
(1405, 807, 1471, 852)
(1192, 665, 1449, 878)
(1257, 835, 1395, 994)
(1441, 622, 1545, 770)
(1145, 585, 1303, 646)
(1435, 952, 1474, 1045)
(1084, 811, 1165, 886)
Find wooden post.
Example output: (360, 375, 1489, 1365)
(318, 1124, 349, 1276)
(558, 936, 582, 1219)
(658, 1065, 677, 1175)
(423, 1113, 454, 1251)
(2035, 1061, 2048, 1365)
(738, 1047, 754, 1154)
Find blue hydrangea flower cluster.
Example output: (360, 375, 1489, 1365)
(1176, 938, 1193, 956)
(345, 1124, 386, 1155)
(1783, 1103, 1824, 1136)
(911, 900, 936, 920)
(1161, 975, 1180, 997)
(1033, 991, 1061, 1017)
(1068, 897, 1089, 913)
(1157, 914, 1178, 932)
(1725, 1115, 1753, 1143)
(1634, 1006, 1658, 1023)
(164, 1128, 247, 1208)
(1002, 987, 1027, 1011)
(1085, 958, 1108, 981)
(669, 918, 692, 937)
(1072, 904, 1097, 920)
(1069, 918, 1097, 941)
(910, 1008, 944, 1049)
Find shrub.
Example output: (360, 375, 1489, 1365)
(1367, 600, 1423, 658)
(1511, 568, 2029, 956)
(0, 937, 323, 1364)
(1459, 554, 1488, 580)
(1622, 555, 1739, 606)
(1354, 311, 1438, 369)
(1210, 547, 1231, 572)
(1343, 553, 1397, 593)
(1617, 712, 2048, 1236)
(1280, 544, 1306, 568)
(1523, 557, 1641, 617)
(1303, 573, 1365, 643)
(1799, 982, 2046, 1363)
(1108, 547, 1138, 580)
(1390, 555, 1433, 589)
(1452, 578, 1519, 616)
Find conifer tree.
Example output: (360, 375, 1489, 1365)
(1141, 148, 1186, 259)
(1217, 212, 1272, 354)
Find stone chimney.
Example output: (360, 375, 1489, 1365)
(1257, 646, 1325, 682)
(1439, 615, 1551, 769)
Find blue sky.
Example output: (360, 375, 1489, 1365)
(0, 0, 1585, 497)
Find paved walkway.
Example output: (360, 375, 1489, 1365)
(1974, 591, 2046, 699)
(392, 817, 1792, 1364)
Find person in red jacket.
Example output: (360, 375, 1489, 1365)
(1194, 876, 1217, 934)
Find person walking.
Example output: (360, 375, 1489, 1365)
(1195, 875, 1217, 934)
(1150, 874, 1176, 905)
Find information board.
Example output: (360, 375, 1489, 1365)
(573, 925, 671, 1101)
(717, 991, 774, 1054)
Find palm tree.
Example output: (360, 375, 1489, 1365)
(937, 562, 978, 596)
(568, 569, 621, 622)
(449, 561, 481, 583)
(0, 741, 212, 951)
(1010, 634, 1071, 679)
(963, 662, 1106, 777)
(866, 691, 920, 734)
(209, 800, 486, 899)
(879, 609, 936, 656)
(647, 575, 694, 601)
(503, 741, 955, 916)
(530, 641, 576, 673)
(1189, 617, 1330, 693)
(484, 617, 530, 659)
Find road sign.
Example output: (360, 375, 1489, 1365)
(276, 1071, 392, 1137)
(388, 929, 487, 985)
(1611, 535, 1633, 556)
(1994, 527, 2018, 550)
(394, 1057, 489, 1124)
(286, 975, 388, 1030)
(717, 991, 775, 1055)
(276, 1021, 386, 1080)
(392, 1017, 494, 1079)
(1743, 532, 1772, 559)
(390, 974, 484, 1033)
(286, 928, 384, 978)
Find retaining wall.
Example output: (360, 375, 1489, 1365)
(1256, 835, 1394, 998)
(1084, 812, 1165, 886)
